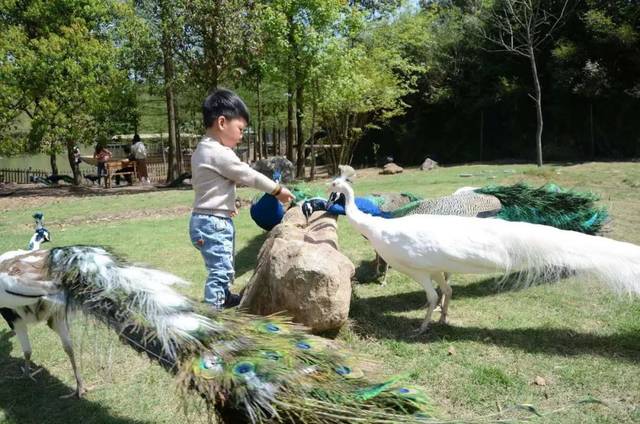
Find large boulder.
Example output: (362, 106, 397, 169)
(239, 207, 354, 333)
(380, 162, 403, 175)
(252, 156, 295, 183)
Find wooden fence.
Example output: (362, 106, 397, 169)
(0, 161, 189, 185)
(0, 168, 49, 184)
(147, 161, 191, 183)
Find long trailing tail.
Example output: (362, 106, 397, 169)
(476, 183, 609, 234)
(387, 183, 609, 235)
(47, 246, 436, 423)
(462, 217, 640, 294)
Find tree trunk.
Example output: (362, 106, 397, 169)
(256, 77, 263, 160)
(528, 44, 544, 167)
(287, 83, 295, 163)
(66, 142, 81, 185)
(310, 98, 317, 180)
(589, 102, 595, 160)
(160, 0, 178, 183)
(295, 84, 305, 179)
(262, 126, 268, 158)
(286, 16, 295, 164)
(277, 127, 282, 156)
(175, 102, 183, 174)
(49, 152, 58, 176)
(272, 127, 277, 156)
(479, 109, 484, 161)
(202, 0, 220, 92)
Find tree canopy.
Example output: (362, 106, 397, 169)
(1, 0, 638, 178)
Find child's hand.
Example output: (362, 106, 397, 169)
(276, 187, 294, 204)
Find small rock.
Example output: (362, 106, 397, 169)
(420, 157, 438, 171)
(253, 156, 295, 182)
(447, 346, 456, 356)
(534, 376, 546, 386)
(380, 163, 403, 175)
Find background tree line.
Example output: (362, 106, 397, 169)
(1, 0, 638, 183)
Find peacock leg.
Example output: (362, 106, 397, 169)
(14, 321, 41, 380)
(382, 261, 389, 286)
(375, 253, 389, 286)
(409, 272, 438, 335)
(432, 272, 452, 324)
(373, 253, 384, 285)
(49, 315, 86, 398)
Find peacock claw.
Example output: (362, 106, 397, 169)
(438, 315, 448, 325)
(60, 385, 90, 399)
(21, 366, 43, 381)
(411, 325, 432, 338)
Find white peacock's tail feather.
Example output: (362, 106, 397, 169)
(46, 246, 436, 423)
(442, 217, 640, 294)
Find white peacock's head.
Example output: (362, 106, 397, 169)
(328, 177, 351, 195)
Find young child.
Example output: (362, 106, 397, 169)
(190, 88, 294, 309)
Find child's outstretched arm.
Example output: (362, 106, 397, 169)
(214, 149, 293, 202)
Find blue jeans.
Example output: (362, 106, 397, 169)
(189, 213, 235, 308)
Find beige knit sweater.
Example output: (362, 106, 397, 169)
(191, 137, 277, 217)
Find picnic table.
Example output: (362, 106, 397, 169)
(81, 156, 137, 188)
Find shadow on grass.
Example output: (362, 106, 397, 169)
(354, 271, 570, 309)
(350, 294, 640, 362)
(0, 331, 150, 424)
(354, 259, 383, 284)
(234, 231, 268, 277)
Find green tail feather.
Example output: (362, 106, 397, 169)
(387, 199, 424, 218)
(291, 184, 326, 205)
(476, 183, 609, 234)
(179, 312, 438, 422)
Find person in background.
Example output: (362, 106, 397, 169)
(93, 143, 112, 186)
(131, 134, 150, 184)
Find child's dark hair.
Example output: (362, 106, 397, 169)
(202, 88, 250, 128)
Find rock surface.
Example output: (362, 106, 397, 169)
(252, 156, 295, 183)
(420, 157, 438, 171)
(239, 207, 355, 332)
(380, 162, 404, 175)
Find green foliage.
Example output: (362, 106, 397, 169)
(0, 0, 141, 159)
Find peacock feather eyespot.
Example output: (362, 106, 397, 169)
(265, 323, 280, 333)
(334, 364, 364, 379)
(334, 365, 351, 376)
(256, 321, 288, 334)
(295, 341, 311, 350)
(233, 361, 256, 376)
(192, 354, 224, 379)
(394, 387, 428, 401)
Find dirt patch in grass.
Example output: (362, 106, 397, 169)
(0, 183, 193, 211)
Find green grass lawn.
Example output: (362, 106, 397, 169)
(1, 162, 639, 423)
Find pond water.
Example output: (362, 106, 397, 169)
(0, 148, 109, 175)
